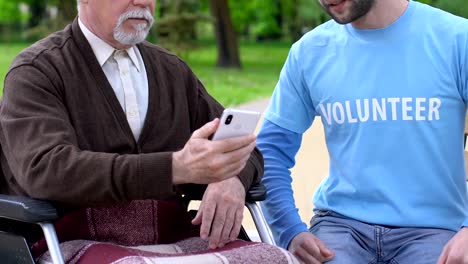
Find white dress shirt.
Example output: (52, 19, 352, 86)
(78, 18, 148, 141)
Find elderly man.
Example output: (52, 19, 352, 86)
(0, 0, 296, 263)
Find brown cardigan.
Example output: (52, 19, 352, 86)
(0, 19, 263, 207)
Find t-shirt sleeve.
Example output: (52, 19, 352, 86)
(257, 119, 309, 249)
(459, 21, 468, 104)
(264, 42, 316, 133)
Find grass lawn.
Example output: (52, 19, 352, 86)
(0, 40, 291, 106)
(182, 41, 290, 106)
(0, 43, 30, 91)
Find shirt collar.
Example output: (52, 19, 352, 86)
(78, 18, 142, 72)
(126, 47, 142, 73)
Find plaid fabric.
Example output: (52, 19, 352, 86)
(38, 238, 299, 264)
(33, 200, 298, 263)
(32, 200, 197, 256)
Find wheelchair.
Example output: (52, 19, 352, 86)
(0, 182, 275, 264)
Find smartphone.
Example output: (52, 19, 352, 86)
(212, 108, 261, 141)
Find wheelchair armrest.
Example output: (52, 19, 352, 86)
(246, 182, 266, 203)
(0, 194, 58, 223)
(182, 182, 267, 205)
(0, 183, 266, 223)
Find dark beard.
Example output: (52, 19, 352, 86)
(325, 0, 375, 24)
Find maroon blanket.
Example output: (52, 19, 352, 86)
(38, 238, 298, 264)
(33, 200, 298, 263)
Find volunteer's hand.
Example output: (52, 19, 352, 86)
(437, 227, 468, 264)
(288, 232, 335, 263)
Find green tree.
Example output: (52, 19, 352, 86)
(0, 1, 22, 24)
(408, 0, 468, 18)
(210, 0, 241, 68)
(25, 0, 47, 28)
(0, 1, 24, 42)
(229, 0, 328, 41)
(432, 0, 468, 18)
(57, 0, 77, 22)
(154, 0, 210, 55)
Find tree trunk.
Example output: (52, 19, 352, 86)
(288, 0, 303, 42)
(28, 0, 47, 28)
(209, 0, 241, 69)
(276, 0, 283, 28)
(159, 0, 169, 18)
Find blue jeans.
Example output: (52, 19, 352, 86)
(309, 210, 456, 264)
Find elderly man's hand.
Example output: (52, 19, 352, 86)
(437, 227, 468, 264)
(191, 176, 245, 249)
(172, 118, 256, 185)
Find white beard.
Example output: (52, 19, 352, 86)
(113, 8, 155, 46)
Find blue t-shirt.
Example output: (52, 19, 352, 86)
(258, 0, 468, 249)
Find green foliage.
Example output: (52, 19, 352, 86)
(153, 12, 211, 56)
(416, 0, 468, 18)
(2, 0, 468, 44)
(229, 0, 468, 42)
(0, 43, 30, 91)
(229, 0, 328, 41)
(154, 0, 211, 56)
(228, 0, 254, 34)
(432, 0, 468, 18)
(0, 0, 75, 42)
(182, 40, 290, 106)
(249, 1, 281, 39)
(229, 0, 282, 39)
(417, 0, 433, 4)
(297, 1, 329, 28)
(0, 1, 22, 23)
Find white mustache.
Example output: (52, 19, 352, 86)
(117, 8, 155, 27)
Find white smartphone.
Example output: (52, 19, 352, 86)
(212, 108, 261, 141)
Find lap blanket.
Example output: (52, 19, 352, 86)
(38, 237, 298, 264)
(32, 200, 298, 263)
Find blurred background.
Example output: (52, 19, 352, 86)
(0, 0, 330, 105)
(0, 0, 467, 238)
(0, 0, 465, 106)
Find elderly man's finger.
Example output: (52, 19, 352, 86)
(191, 201, 204, 225)
(208, 205, 227, 249)
(229, 207, 244, 241)
(212, 134, 256, 153)
(199, 202, 216, 240)
(219, 207, 235, 246)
